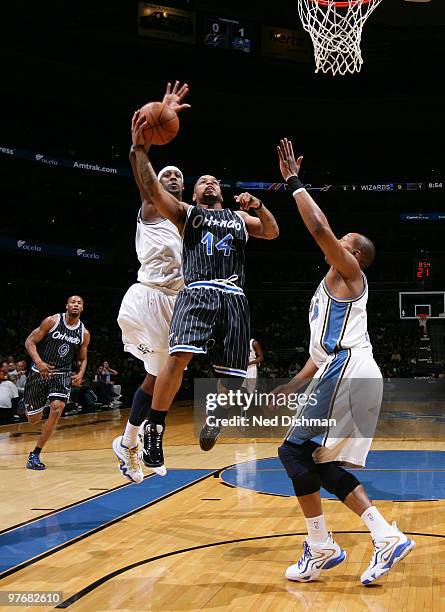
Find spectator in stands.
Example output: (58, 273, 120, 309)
(101, 361, 122, 406)
(93, 365, 113, 406)
(391, 350, 402, 363)
(14, 359, 27, 397)
(0, 369, 19, 422)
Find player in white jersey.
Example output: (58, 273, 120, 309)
(242, 338, 263, 393)
(273, 138, 414, 586)
(113, 82, 190, 484)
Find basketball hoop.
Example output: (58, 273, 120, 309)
(416, 313, 429, 337)
(297, 0, 383, 76)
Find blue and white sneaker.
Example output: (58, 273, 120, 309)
(285, 534, 346, 582)
(361, 522, 415, 585)
(26, 451, 45, 470)
(112, 436, 144, 484)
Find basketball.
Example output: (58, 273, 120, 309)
(139, 101, 179, 146)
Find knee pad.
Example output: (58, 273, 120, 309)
(278, 442, 321, 495)
(318, 462, 360, 502)
(291, 471, 321, 497)
(218, 377, 244, 392)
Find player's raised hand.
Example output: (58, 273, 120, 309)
(131, 110, 148, 146)
(234, 192, 262, 211)
(163, 81, 191, 114)
(277, 138, 303, 181)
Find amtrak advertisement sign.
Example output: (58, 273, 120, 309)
(0, 236, 105, 262)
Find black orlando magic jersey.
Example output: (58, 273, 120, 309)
(32, 313, 84, 373)
(182, 207, 248, 286)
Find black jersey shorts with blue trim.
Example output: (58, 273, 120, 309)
(24, 368, 72, 415)
(168, 281, 250, 377)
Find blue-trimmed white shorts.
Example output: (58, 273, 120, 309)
(168, 281, 250, 377)
(285, 348, 383, 468)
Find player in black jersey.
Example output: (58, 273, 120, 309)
(131, 120, 279, 470)
(23, 296, 90, 470)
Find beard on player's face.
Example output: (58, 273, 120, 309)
(199, 192, 222, 207)
(167, 184, 182, 197)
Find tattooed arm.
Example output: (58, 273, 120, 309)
(130, 147, 190, 232)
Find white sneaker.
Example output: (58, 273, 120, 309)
(361, 522, 415, 585)
(112, 435, 144, 484)
(286, 534, 346, 582)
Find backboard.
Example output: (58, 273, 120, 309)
(399, 291, 445, 319)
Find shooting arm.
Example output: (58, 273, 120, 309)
(132, 147, 188, 230)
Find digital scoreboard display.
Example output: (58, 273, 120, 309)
(414, 259, 432, 281)
(201, 15, 255, 53)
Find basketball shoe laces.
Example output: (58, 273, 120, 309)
(127, 446, 140, 472)
(146, 424, 163, 460)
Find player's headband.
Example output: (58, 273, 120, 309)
(157, 166, 184, 183)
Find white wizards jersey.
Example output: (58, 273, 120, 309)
(136, 211, 184, 292)
(308, 273, 372, 368)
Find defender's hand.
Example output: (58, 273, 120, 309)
(163, 81, 191, 114)
(277, 138, 303, 181)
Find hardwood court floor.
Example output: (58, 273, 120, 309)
(0, 403, 443, 611)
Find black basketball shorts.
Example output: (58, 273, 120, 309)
(24, 369, 72, 415)
(168, 283, 250, 377)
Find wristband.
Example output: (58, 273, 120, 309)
(252, 200, 263, 210)
(286, 175, 305, 196)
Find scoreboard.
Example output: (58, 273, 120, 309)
(414, 258, 432, 281)
(200, 15, 255, 53)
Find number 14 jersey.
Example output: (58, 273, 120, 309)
(182, 206, 248, 286)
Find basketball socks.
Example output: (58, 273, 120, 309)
(361, 506, 394, 539)
(122, 423, 140, 448)
(305, 514, 329, 544)
(122, 387, 153, 447)
(33, 446, 42, 456)
(148, 408, 167, 426)
(129, 387, 151, 426)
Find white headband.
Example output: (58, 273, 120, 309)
(157, 166, 184, 182)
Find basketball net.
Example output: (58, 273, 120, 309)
(417, 314, 429, 338)
(297, 0, 383, 76)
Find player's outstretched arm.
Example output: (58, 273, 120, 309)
(235, 193, 279, 240)
(129, 82, 191, 221)
(131, 146, 189, 232)
(24, 316, 58, 379)
(277, 138, 361, 281)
